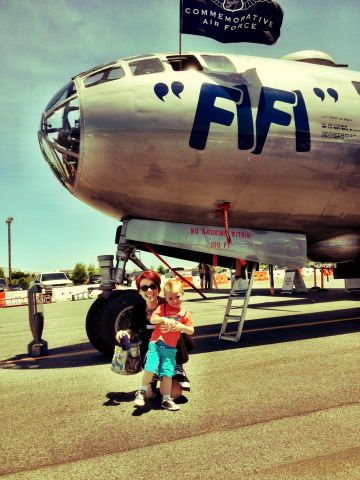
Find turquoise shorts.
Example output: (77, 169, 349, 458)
(144, 340, 177, 377)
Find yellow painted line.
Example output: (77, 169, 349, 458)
(1, 316, 358, 365)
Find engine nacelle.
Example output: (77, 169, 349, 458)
(307, 233, 360, 262)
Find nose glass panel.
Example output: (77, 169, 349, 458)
(38, 81, 80, 187)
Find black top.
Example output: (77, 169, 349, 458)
(128, 296, 166, 362)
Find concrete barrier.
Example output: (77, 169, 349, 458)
(51, 285, 102, 302)
(0, 285, 102, 307)
(0, 291, 28, 308)
(215, 273, 228, 284)
(254, 271, 269, 281)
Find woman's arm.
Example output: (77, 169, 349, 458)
(115, 302, 144, 342)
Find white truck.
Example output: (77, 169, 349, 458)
(33, 272, 73, 289)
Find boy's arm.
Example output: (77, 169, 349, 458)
(150, 312, 165, 324)
(150, 305, 166, 325)
(150, 312, 177, 330)
(176, 311, 194, 335)
(177, 323, 194, 335)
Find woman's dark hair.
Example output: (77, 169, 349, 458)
(135, 270, 161, 291)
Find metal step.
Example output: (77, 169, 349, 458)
(219, 263, 257, 342)
(219, 334, 239, 342)
(230, 291, 247, 297)
(224, 314, 242, 321)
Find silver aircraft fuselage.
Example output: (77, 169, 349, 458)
(38, 51, 360, 262)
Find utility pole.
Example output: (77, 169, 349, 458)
(6, 217, 13, 285)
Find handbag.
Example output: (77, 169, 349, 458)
(176, 334, 189, 364)
(182, 333, 195, 353)
(175, 333, 195, 364)
(124, 343, 143, 374)
(111, 343, 142, 375)
(111, 345, 128, 374)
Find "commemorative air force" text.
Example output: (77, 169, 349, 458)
(183, 8, 273, 30)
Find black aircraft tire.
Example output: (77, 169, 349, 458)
(86, 290, 142, 357)
(85, 296, 108, 355)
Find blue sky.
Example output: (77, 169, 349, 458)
(1, 0, 359, 273)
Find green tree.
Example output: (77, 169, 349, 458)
(0, 267, 5, 278)
(157, 265, 165, 275)
(18, 277, 30, 290)
(11, 271, 27, 279)
(8, 270, 34, 290)
(71, 263, 88, 285)
(87, 263, 100, 275)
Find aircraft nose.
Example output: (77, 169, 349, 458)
(38, 80, 80, 188)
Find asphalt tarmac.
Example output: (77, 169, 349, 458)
(1, 279, 360, 479)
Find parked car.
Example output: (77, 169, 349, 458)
(9, 284, 23, 291)
(0, 278, 9, 292)
(216, 267, 231, 280)
(87, 274, 101, 284)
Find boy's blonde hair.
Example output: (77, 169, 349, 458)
(163, 278, 184, 297)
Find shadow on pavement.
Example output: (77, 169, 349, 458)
(103, 390, 137, 406)
(194, 306, 360, 354)
(1, 290, 359, 369)
(0, 342, 109, 370)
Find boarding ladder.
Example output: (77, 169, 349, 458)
(219, 263, 257, 342)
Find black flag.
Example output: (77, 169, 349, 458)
(180, 0, 283, 45)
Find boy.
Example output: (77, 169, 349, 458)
(134, 279, 194, 411)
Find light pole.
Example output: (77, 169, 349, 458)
(6, 217, 13, 285)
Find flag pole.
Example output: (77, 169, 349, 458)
(179, 0, 183, 70)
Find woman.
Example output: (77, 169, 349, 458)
(115, 270, 191, 399)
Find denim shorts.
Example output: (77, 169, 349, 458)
(144, 341, 177, 377)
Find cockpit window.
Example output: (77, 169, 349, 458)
(201, 55, 236, 72)
(39, 81, 80, 187)
(166, 55, 203, 72)
(45, 81, 76, 112)
(129, 58, 164, 76)
(83, 66, 125, 88)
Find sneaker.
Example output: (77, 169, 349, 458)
(178, 378, 191, 392)
(174, 364, 185, 376)
(174, 368, 191, 392)
(134, 389, 146, 407)
(161, 398, 180, 411)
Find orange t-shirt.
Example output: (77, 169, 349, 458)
(150, 303, 193, 347)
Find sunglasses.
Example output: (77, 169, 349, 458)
(140, 283, 158, 292)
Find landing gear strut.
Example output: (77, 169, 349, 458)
(85, 227, 147, 356)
